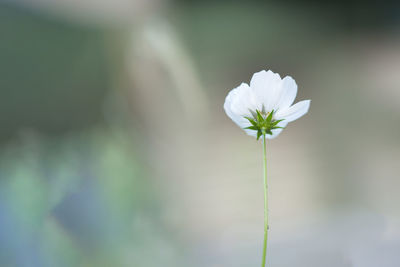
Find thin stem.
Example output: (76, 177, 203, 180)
(261, 133, 268, 267)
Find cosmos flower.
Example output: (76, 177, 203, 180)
(224, 70, 310, 139)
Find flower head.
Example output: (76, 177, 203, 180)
(224, 70, 310, 139)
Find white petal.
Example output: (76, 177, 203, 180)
(274, 76, 297, 111)
(250, 70, 282, 112)
(275, 100, 310, 123)
(224, 83, 256, 129)
(231, 118, 250, 131)
(224, 86, 239, 120)
(244, 128, 258, 137)
(230, 83, 258, 117)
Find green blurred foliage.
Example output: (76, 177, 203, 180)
(0, 4, 109, 141)
(0, 129, 187, 266)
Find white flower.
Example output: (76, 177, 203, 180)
(224, 70, 310, 139)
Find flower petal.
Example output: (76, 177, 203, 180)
(224, 83, 256, 129)
(274, 76, 297, 111)
(224, 86, 239, 120)
(230, 83, 259, 116)
(244, 128, 258, 137)
(274, 100, 310, 123)
(250, 70, 282, 112)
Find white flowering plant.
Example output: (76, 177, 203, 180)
(224, 70, 310, 267)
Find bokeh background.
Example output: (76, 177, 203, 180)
(1, 0, 400, 266)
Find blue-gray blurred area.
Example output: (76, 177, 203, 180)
(0, 0, 400, 266)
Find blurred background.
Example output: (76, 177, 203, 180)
(0, 0, 400, 266)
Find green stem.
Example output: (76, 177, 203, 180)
(261, 133, 268, 267)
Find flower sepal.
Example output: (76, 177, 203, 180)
(244, 110, 284, 140)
